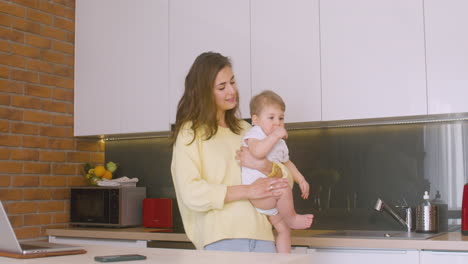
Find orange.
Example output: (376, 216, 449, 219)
(94, 165, 106, 177)
(102, 170, 112, 180)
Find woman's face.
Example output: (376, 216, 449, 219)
(213, 66, 238, 119)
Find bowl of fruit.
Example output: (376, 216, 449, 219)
(83, 161, 118, 186)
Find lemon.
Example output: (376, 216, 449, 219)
(102, 170, 112, 180)
(94, 165, 106, 177)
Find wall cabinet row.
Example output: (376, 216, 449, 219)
(74, 0, 468, 136)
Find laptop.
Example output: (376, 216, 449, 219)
(0, 201, 85, 258)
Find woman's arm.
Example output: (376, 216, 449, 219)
(226, 145, 291, 203)
(172, 127, 230, 212)
(224, 177, 289, 203)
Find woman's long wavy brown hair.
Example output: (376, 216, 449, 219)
(171, 52, 242, 145)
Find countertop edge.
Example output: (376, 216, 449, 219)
(46, 228, 468, 251)
(46, 227, 191, 242)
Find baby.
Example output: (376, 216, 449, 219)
(241, 90, 313, 253)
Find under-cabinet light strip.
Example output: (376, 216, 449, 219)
(103, 133, 171, 141)
(287, 117, 468, 130)
(102, 116, 468, 141)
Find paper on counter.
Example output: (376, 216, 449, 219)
(97, 176, 139, 187)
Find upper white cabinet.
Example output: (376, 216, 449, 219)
(251, 0, 321, 123)
(74, 0, 169, 136)
(119, 0, 169, 134)
(75, 0, 121, 136)
(320, 0, 427, 121)
(169, 0, 251, 123)
(424, 0, 468, 115)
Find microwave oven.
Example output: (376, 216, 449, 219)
(70, 187, 146, 227)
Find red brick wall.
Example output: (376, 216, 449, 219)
(0, 0, 104, 239)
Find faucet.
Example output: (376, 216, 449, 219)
(374, 198, 412, 232)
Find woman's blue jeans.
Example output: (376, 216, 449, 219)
(204, 239, 276, 253)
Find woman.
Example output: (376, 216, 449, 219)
(171, 52, 290, 252)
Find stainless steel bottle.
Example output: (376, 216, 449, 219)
(416, 191, 439, 233)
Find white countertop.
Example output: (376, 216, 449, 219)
(46, 227, 468, 251)
(0, 244, 310, 264)
(293, 231, 468, 250)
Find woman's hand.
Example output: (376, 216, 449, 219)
(224, 177, 289, 203)
(247, 177, 289, 200)
(224, 147, 288, 204)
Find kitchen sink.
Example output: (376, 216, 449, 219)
(312, 230, 444, 240)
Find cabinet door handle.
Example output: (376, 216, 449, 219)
(308, 248, 409, 254)
(423, 250, 468, 256)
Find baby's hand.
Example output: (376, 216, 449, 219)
(298, 180, 310, 199)
(272, 127, 288, 139)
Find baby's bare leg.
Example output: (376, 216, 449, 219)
(276, 187, 314, 229)
(268, 214, 291, 253)
(250, 196, 277, 211)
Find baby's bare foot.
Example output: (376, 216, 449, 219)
(286, 214, 314, 229)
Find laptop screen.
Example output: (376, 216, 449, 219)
(0, 201, 27, 254)
(0, 201, 85, 256)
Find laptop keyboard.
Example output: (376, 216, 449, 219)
(20, 244, 51, 250)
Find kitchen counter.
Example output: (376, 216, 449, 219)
(293, 230, 468, 250)
(46, 227, 468, 251)
(0, 244, 310, 264)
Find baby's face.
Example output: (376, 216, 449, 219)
(252, 104, 285, 136)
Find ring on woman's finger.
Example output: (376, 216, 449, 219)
(269, 185, 273, 190)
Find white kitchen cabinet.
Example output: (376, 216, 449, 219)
(307, 248, 419, 264)
(251, 0, 321, 123)
(74, 0, 169, 136)
(74, 0, 121, 136)
(169, 0, 251, 123)
(320, 0, 427, 121)
(420, 250, 468, 263)
(118, 1, 169, 134)
(424, 0, 468, 115)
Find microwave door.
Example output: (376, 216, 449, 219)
(71, 188, 111, 224)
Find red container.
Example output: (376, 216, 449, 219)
(462, 184, 468, 235)
(143, 198, 173, 228)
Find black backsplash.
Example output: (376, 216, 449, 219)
(106, 120, 468, 231)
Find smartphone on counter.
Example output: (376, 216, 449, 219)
(94, 254, 147, 262)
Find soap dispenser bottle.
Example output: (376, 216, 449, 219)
(416, 191, 438, 233)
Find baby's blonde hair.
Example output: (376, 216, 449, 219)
(250, 90, 285, 116)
